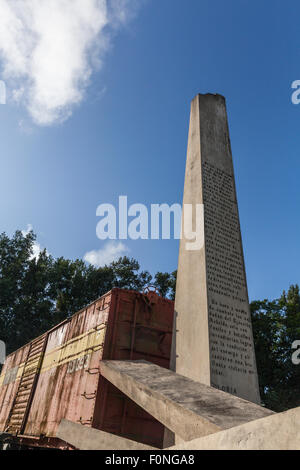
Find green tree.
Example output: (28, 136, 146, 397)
(251, 285, 300, 412)
(154, 270, 177, 299)
(0, 230, 54, 354)
(110, 257, 152, 291)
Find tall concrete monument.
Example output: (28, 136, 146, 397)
(174, 94, 260, 404)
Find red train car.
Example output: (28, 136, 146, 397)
(0, 288, 174, 449)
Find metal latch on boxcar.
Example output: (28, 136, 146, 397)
(142, 285, 161, 308)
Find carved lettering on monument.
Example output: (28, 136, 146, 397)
(202, 161, 256, 392)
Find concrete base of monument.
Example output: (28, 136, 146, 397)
(56, 360, 299, 451)
(57, 407, 300, 451)
(167, 406, 300, 450)
(100, 360, 273, 443)
(56, 419, 156, 450)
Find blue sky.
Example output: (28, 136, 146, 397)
(0, 0, 299, 301)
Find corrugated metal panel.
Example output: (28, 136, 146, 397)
(93, 289, 174, 448)
(0, 344, 30, 431)
(5, 335, 48, 435)
(0, 288, 174, 449)
(24, 292, 111, 438)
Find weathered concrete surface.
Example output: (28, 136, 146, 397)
(100, 360, 273, 442)
(173, 94, 261, 404)
(56, 419, 156, 450)
(168, 406, 300, 450)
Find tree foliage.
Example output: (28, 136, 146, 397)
(251, 285, 300, 411)
(153, 271, 177, 299)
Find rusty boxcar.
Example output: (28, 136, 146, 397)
(0, 288, 174, 449)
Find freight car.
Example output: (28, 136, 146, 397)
(0, 288, 174, 449)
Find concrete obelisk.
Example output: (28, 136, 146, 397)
(173, 94, 260, 404)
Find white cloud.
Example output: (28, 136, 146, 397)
(84, 241, 129, 267)
(22, 224, 45, 260)
(0, 0, 139, 126)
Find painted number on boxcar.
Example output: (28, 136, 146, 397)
(67, 353, 91, 374)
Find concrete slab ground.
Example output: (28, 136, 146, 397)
(168, 406, 300, 450)
(56, 419, 156, 450)
(100, 360, 273, 442)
